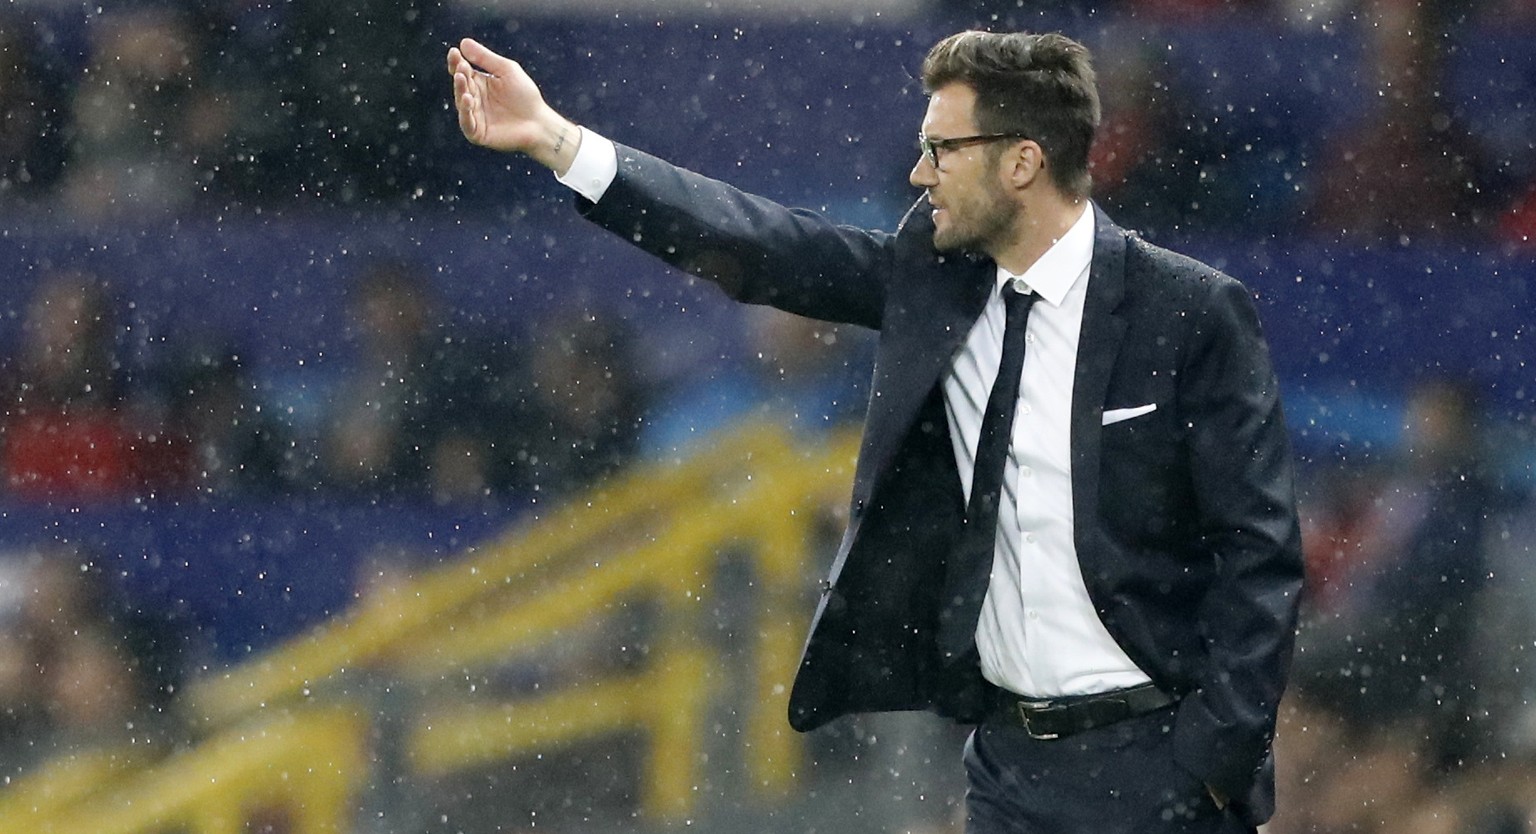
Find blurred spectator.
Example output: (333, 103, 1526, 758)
(1270, 710, 1464, 834)
(59, 8, 209, 218)
(320, 258, 522, 502)
(639, 307, 869, 460)
(1307, 0, 1506, 242)
(0, 18, 71, 200)
(0, 547, 187, 779)
(1296, 457, 1393, 615)
(157, 345, 297, 497)
(1312, 378, 1495, 759)
(509, 306, 648, 500)
(1290, 377, 1500, 770)
(0, 271, 181, 501)
(178, 2, 297, 206)
(1091, 23, 1314, 239)
(1089, 33, 1204, 238)
(1274, 377, 1534, 834)
(277, 0, 447, 204)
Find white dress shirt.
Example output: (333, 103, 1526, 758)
(558, 127, 1149, 699)
(942, 205, 1150, 699)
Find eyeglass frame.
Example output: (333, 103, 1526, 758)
(917, 132, 1032, 170)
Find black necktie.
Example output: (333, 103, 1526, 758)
(938, 284, 1039, 662)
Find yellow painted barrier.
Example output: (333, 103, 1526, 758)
(372, 428, 859, 816)
(408, 642, 714, 818)
(188, 427, 796, 725)
(0, 706, 366, 834)
(380, 429, 857, 683)
(0, 747, 143, 832)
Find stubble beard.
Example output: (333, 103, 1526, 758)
(931, 181, 1019, 258)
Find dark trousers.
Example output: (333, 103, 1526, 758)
(963, 706, 1255, 834)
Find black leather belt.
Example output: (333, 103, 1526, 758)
(989, 683, 1177, 740)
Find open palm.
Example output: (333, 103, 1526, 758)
(447, 38, 553, 154)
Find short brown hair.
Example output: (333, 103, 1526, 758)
(922, 31, 1100, 198)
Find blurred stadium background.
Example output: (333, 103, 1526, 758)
(0, 0, 1534, 831)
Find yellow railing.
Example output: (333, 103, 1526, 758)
(189, 424, 847, 724)
(407, 641, 716, 819)
(0, 423, 860, 832)
(383, 428, 858, 809)
(0, 706, 367, 834)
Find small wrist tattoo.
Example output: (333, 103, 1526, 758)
(553, 128, 567, 154)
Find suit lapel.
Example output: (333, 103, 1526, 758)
(822, 248, 988, 590)
(854, 250, 992, 506)
(1071, 205, 1129, 555)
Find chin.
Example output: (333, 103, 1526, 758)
(931, 229, 967, 253)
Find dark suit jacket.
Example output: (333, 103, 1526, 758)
(580, 144, 1304, 825)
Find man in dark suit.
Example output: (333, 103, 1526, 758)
(449, 29, 1303, 834)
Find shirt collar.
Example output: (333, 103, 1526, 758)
(995, 202, 1094, 306)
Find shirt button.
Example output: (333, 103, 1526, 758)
(1025, 333, 1036, 344)
(1024, 532, 1037, 544)
(1020, 466, 1033, 478)
(1019, 403, 1032, 415)
(1027, 609, 1040, 621)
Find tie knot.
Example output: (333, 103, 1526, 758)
(1004, 285, 1038, 321)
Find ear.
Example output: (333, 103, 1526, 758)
(1003, 140, 1045, 190)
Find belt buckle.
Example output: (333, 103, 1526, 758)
(1016, 700, 1061, 740)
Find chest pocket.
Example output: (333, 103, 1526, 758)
(1099, 402, 1190, 543)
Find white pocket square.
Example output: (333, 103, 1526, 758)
(1102, 403, 1157, 426)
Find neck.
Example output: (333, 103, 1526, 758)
(991, 193, 1087, 275)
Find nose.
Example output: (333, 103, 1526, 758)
(910, 153, 937, 188)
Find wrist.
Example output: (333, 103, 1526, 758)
(528, 115, 581, 176)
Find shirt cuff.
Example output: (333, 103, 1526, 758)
(555, 126, 618, 204)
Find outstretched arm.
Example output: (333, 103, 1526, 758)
(446, 38, 580, 175)
(448, 38, 889, 329)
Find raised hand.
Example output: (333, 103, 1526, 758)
(446, 38, 580, 173)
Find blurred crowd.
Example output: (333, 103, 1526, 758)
(3, 1, 1536, 245)
(0, 1, 450, 217)
(0, 261, 870, 505)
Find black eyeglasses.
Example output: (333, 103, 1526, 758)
(917, 132, 1031, 169)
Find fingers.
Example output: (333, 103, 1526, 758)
(446, 41, 496, 80)
(458, 38, 514, 77)
(453, 72, 479, 141)
(447, 37, 544, 151)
